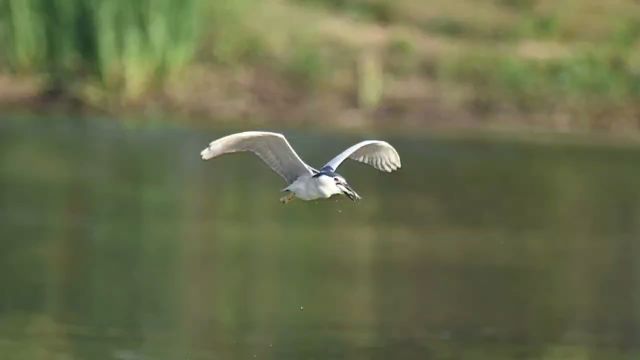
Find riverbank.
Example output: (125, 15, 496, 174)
(1, 0, 639, 135)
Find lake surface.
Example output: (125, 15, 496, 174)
(1, 117, 640, 359)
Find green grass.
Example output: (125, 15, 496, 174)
(0, 0, 203, 98)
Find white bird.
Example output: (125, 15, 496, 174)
(200, 131, 401, 203)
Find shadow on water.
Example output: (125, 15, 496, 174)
(1, 117, 640, 359)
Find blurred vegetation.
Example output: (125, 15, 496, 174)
(0, 0, 639, 131)
(0, 0, 203, 97)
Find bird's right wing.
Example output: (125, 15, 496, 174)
(323, 140, 401, 173)
(200, 131, 313, 184)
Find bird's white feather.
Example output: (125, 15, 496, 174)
(323, 140, 401, 172)
(200, 131, 313, 183)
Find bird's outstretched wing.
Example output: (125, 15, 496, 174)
(323, 140, 401, 173)
(201, 131, 313, 184)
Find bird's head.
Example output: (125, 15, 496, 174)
(333, 175, 361, 201)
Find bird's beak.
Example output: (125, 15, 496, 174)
(339, 182, 361, 201)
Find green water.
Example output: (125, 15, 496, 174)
(1, 117, 640, 359)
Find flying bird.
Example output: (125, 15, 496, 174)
(200, 131, 401, 203)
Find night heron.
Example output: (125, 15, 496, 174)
(200, 131, 401, 203)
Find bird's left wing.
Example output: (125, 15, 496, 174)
(323, 140, 401, 173)
(201, 131, 313, 184)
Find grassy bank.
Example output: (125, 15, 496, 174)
(1, 0, 639, 133)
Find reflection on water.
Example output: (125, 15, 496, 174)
(1, 117, 640, 359)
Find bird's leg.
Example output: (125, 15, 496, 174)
(280, 191, 295, 204)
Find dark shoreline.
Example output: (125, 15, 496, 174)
(2, 91, 640, 142)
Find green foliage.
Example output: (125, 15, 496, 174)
(0, 0, 47, 71)
(421, 17, 515, 41)
(0, 0, 204, 97)
(0, 0, 639, 125)
(422, 17, 471, 38)
(439, 49, 640, 111)
(206, 0, 266, 65)
(498, 0, 535, 11)
(518, 14, 559, 39)
(387, 36, 415, 56)
(293, 0, 396, 23)
(284, 43, 329, 88)
(386, 35, 420, 76)
(612, 17, 640, 48)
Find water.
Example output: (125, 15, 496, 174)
(1, 117, 640, 359)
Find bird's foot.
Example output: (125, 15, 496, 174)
(280, 192, 295, 204)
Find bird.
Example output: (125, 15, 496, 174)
(200, 131, 401, 203)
